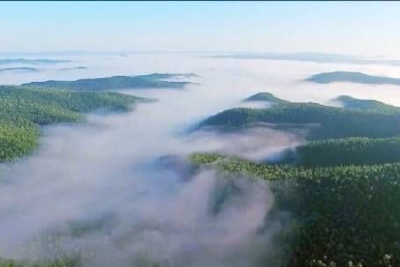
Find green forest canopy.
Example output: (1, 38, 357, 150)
(281, 136, 400, 167)
(0, 86, 142, 162)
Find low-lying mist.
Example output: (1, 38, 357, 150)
(0, 70, 291, 267)
(1, 54, 399, 266)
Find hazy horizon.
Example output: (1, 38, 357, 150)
(1, 1, 400, 58)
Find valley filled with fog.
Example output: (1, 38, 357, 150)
(2, 53, 400, 267)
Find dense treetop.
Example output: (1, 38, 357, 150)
(280, 137, 400, 167)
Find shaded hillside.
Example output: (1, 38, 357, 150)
(283, 137, 400, 167)
(335, 95, 400, 114)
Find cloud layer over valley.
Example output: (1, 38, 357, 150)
(1, 54, 400, 266)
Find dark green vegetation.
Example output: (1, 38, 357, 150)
(306, 71, 400, 86)
(23, 73, 192, 91)
(193, 92, 400, 266)
(0, 86, 141, 162)
(200, 92, 400, 140)
(287, 137, 400, 167)
(191, 154, 400, 267)
(272, 96, 400, 167)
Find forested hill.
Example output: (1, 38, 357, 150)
(200, 92, 400, 140)
(22, 73, 193, 91)
(192, 92, 400, 266)
(244, 92, 400, 113)
(0, 86, 142, 162)
(306, 71, 400, 86)
(335, 95, 400, 114)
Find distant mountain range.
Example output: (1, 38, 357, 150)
(306, 71, 400, 86)
(59, 66, 88, 71)
(209, 52, 400, 66)
(0, 67, 39, 73)
(0, 58, 71, 65)
(22, 73, 193, 91)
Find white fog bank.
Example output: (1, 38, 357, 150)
(0, 54, 399, 266)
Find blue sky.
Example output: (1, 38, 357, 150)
(1, 1, 400, 57)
